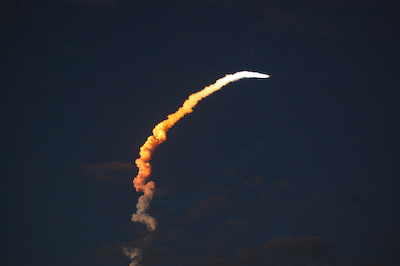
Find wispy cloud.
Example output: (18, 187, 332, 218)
(182, 195, 230, 222)
(264, 236, 336, 261)
(82, 161, 135, 182)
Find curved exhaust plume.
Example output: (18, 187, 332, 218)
(130, 71, 269, 231)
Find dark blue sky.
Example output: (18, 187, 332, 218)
(1, 1, 399, 265)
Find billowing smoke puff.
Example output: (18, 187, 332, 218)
(123, 247, 142, 266)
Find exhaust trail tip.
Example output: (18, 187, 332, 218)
(237, 71, 270, 79)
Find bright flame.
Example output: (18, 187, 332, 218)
(131, 71, 269, 231)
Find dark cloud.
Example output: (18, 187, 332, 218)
(182, 195, 230, 222)
(231, 248, 264, 265)
(176, 236, 337, 266)
(205, 247, 282, 266)
(141, 246, 173, 265)
(217, 219, 252, 239)
(219, 219, 250, 230)
(369, 236, 400, 264)
(82, 161, 135, 182)
(264, 236, 336, 261)
(178, 257, 199, 266)
(372, 236, 400, 253)
(93, 245, 127, 265)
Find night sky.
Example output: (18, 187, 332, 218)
(1, 1, 400, 265)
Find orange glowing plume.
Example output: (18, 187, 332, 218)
(131, 71, 269, 231)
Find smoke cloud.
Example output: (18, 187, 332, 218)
(123, 247, 142, 266)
